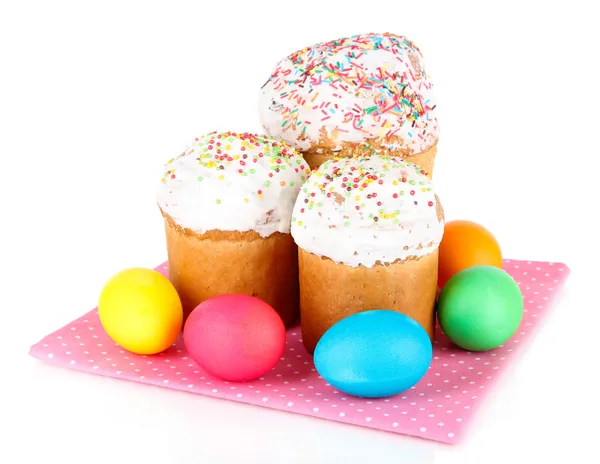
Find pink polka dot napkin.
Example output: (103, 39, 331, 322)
(30, 259, 569, 444)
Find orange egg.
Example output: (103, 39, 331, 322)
(438, 220, 503, 289)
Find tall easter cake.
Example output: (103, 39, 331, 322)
(291, 155, 444, 353)
(156, 131, 310, 326)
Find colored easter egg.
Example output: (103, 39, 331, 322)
(98, 268, 183, 355)
(438, 220, 502, 288)
(314, 310, 432, 398)
(183, 294, 286, 382)
(437, 265, 523, 351)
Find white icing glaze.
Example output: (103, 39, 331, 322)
(156, 132, 310, 237)
(258, 32, 438, 155)
(291, 155, 443, 267)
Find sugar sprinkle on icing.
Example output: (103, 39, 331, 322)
(157, 131, 310, 237)
(259, 32, 438, 155)
(291, 154, 444, 267)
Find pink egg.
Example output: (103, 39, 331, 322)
(183, 294, 286, 382)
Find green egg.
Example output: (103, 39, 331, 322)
(437, 265, 523, 351)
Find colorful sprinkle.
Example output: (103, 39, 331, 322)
(290, 154, 443, 267)
(259, 33, 438, 155)
(157, 131, 312, 237)
(291, 155, 438, 230)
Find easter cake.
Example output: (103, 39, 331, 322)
(291, 154, 444, 353)
(156, 131, 310, 326)
(258, 32, 439, 177)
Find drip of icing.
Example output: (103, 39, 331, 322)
(258, 32, 439, 155)
(157, 131, 310, 237)
(291, 155, 444, 267)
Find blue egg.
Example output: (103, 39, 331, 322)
(314, 310, 432, 398)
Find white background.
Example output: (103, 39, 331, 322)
(2, 1, 598, 462)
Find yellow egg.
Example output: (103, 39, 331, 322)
(98, 268, 183, 355)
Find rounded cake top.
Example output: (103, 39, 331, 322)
(258, 32, 439, 156)
(156, 131, 310, 237)
(290, 155, 444, 267)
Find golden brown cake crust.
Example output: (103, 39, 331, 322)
(298, 248, 439, 354)
(162, 211, 299, 327)
(161, 211, 268, 242)
(303, 143, 437, 178)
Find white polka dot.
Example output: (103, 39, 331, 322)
(32, 263, 568, 444)
(287, 402, 294, 407)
